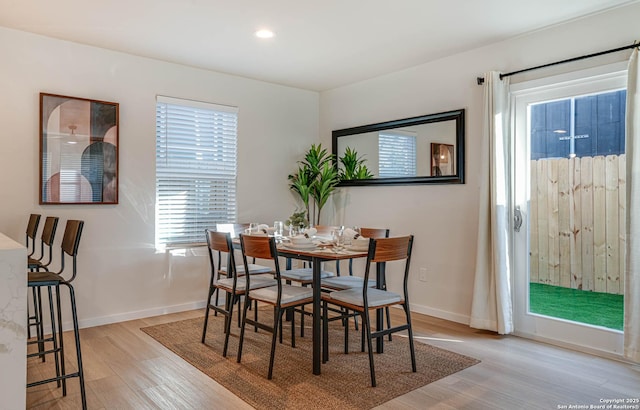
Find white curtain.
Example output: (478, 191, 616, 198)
(470, 71, 514, 334)
(625, 48, 640, 363)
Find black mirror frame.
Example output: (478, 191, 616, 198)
(332, 108, 465, 186)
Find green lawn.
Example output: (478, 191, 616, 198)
(529, 283, 624, 331)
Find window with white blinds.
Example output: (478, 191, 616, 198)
(378, 131, 417, 177)
(155, 96, 237, 247)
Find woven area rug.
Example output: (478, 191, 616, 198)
(141, 312, 479, 410)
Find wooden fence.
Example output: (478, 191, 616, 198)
(529, 154, 625, 295)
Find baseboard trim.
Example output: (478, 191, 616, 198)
(52, 300, 208, 333)
(409, 303, 470, 325)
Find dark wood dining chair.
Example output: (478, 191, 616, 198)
(27, 220, 87, 409)
(322, 235, 416, 387)
(236, 234, 313, 380)
(201, 229, 276, 356)
(322, 227, 392, 337)
(213, 223, 273, 314)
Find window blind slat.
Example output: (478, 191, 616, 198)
(156, 99, 237, 246)
(378, 133, 417, 177)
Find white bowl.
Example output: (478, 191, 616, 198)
(291, 236, 312, 246)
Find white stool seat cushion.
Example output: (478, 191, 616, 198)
(280, 268, 334, 282)
(321, 276, 376, 290)
(250, 285, 313, 305)
(217, 275, 276, 291)
(328, 288, 402, 308)
(220, 263, 272, 276)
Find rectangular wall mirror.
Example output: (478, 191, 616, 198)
(332, 109, 465, 186)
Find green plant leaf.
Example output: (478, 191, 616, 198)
(339, 146, 372, 180)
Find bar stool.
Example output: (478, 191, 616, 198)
(27, 220, 87, 409)
(27, 216, 59, 357)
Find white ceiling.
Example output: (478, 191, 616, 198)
(0, 0, 636, 91)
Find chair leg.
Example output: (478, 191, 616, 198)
(254, 299, 259, 332)
(222, 295, 235, 358)
(386, 306, 392, 341)
(236, 296, 252, 363)
(361, 319, 365, 353)
(322, 301, 329, 363)
(213, 274, 220, 317)
(201, 286, 214, 343)
(290, 308, 296, 348)
(344, 310, 349, 354)
(36, 287, 46, 362)
(404, 303, 417, 372)
(55, 286, 67, 395)
(278, 307, 283, 344)
(63, 282, 87, 409)
(268, 307, 282, 380)
(47, 286, 61, 388)
(363, 310, 377, 387)
(36, 287, 45, 361)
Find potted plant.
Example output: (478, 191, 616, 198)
(338, 147, 373, 180)
(288, 144, 340, 226)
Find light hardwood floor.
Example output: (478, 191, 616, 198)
(27, 309, 640, 409)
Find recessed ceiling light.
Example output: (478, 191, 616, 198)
(255, 29, 275, 39)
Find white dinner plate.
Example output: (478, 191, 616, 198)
(346, 245, 369, 252)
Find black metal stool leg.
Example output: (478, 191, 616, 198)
(64, 282, 87, 409)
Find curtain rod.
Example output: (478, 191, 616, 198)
(476, 42, 638, 85)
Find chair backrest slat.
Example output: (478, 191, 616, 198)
(26, 214, 41, 239)
(41, 216, 59, 246)
(240, 234, 274, 260)
(360, 227, 389, 239)
(62, 220, 84, 256)
(206, 229, 232, 253)
(371, 236, 412, 263)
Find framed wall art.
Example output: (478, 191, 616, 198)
(40, 93, 119, 204)
(430, 143, 454, 176)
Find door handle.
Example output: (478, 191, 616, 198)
(514, 206, 522, 232)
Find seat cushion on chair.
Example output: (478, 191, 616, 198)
(250, 285, 313, 305)
(280, 268, 334, 282)
(220, 263, 273, 276)
(217, 274, 277, 291)
(321, 276, 376, 290)
(328, 288, 402, 308)
(28, 271, 63, 285)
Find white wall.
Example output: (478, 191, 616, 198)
(0, 27, 318, 327)
(320, 3, 640, 323)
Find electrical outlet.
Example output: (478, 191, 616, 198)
(419, 267, 428, 282)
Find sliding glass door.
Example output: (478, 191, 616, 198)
(512, 64, 626, 354)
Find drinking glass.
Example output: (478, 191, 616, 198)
(332, 227, 345, 251)
(274, 221, 284, 238)
(249, 222, 259, 234)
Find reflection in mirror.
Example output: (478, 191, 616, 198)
(332, 109, 465, 185)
